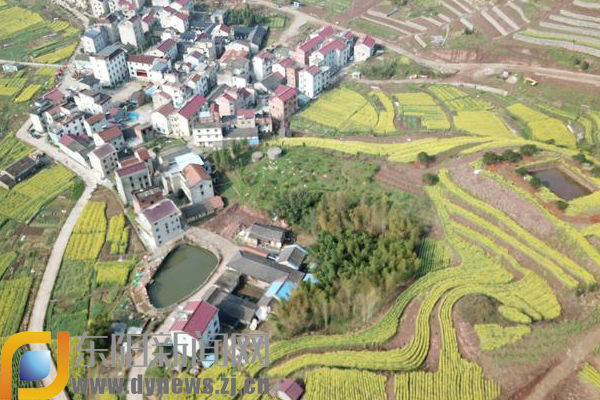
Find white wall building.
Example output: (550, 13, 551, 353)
(90, 44, 128, 87)
(81, 29, 108, 54)
(354, 35, 375, 62)
(138, 199, 183, 248)
(169, 301, 220, 358)
(119, 16, 144, 49)
(74, 90, 112, 114)
(89, 143, 118, 178)
(298, 65, 330, 98)
(115, 161, 151, 204)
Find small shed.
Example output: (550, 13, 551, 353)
(276, 379, 304, 400)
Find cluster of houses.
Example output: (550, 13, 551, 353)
(167, 222, 310, 399)
(25, 1, 376, 251)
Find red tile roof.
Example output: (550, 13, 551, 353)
(278, 58, 295, 68)
(297, 25, 335, 52)
(44, 88, 65, 102)
(237, 109, 255, 119)
(359, 35, 375, 48)
(128, 54, 156, 65)
(209, 196, 224, 210)
(319, 39, 346, 55)
(97, 126, 123, 142)
(256, 51, 274, 59)
(183, 164, 211, 186)
(119, 157, 139, 168)
(170, 300, 218, 339)
(156, 103, 175, 117)
(179, 94, 207, 119)
(174, 11, 188, 20)
(142, 198, 180, 224)
(86, 113, 105, 124)
(135, 147, 150, 161)
(275, 85, 297, 102)
(320, 25, 335, 36)
(278, 379, 304, 400)
(116, 161, 147, 177)
(157, 38, 176, 53)
(305, 65, 320, 75)
(92, 143, 116, 158)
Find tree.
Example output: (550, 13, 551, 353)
(482, 152, 502, 165)
(422, 173, 439, 185)
(500, 150, 522, 163)
(573, 153, 588, 164)
(515, 167, 528, 176)
(591, 166, 600, 178)
(417, 152, 436, 166)
(519, 144, 539, 156)
(273, 189, 322, 225)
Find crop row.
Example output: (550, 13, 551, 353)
(0, 251, 17, 280)
(64, 233, 105, 261)
(370, 91, 396, 134)
(303, 368, 387, 400)
(74, 202, 106, 234)
(508, 103, 576, 148)
(580, 363, 600, 391)
(428, 85, 493, 111)
(474, 324, 531, 351)
(0, 277, 33, 336)
(96, 260, 134, 285)
(454, 111, 513, 138)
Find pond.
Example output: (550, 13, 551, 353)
(531, 168, 592, 201)
(147, 245, 218, 308)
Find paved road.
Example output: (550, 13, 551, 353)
(27, 183, 96, 400)
(126, 228, 239, 400)
(0, 59, 62, 68)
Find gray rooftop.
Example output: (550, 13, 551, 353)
(278, 245, 308, 269)
(249, 223, 287, 243)
(227, 250, 303, 284)
(204, 287, 256, 326)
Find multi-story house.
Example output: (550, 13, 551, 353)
(74, 90, 112, 115)
(138, 198, 183, 247)
(152, 103, 175, 135)
(170, 95, 206, 138)
(115, 161, 151, 204)
(93, 126, 125, 151)
(97, 14, 120, 43)
(89, 0, 109, 18)
(269, 85, 298, 122)
(119, 16, 145, 49)
(309, 38, 352, 73)
(169, 301, 220, 358)
(90, 44, 128, 87)
(81, 28, 108, 54)
(298, 65, 331, 98)
(354, 35, 375, 62)
(127, 55, 170, 82)
(290, 25, 335, 66)
(252, 51, 274, 81)
(88, 143, 119, 178)
(148, 38, 178, 60)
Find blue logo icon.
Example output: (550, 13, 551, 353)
(19, 351, 51, 382)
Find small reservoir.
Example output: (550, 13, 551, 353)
(147, 245, 218, 308)
(531, 168, 592, 201)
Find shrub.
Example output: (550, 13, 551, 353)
(500, 150, 523, 163)
(573, 153, 588, 164)
(417, 152, 436, 166)
(591, 166, 600, 178)
(516, 167, 528, 177)
(556, 200, 569, 211)
(482, 152, 502, 165)
(422, 173, 439, 185)
(530, 176, 543, 189)
(519, 144, 539, 156)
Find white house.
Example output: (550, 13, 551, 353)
(93, 126, 125, 151)
(138, 198, 183, 247)
(309, 38, 351, 72)
(118, 16, 144, 49)
(81, 29, 108, 54)
(170, 300, 220, 358)
(192, 123, 224, 148)
(298, 65, 330, 98)
(115, 161, 151, 204)
(90, 44, 128, 87)
(127, 55, 170, 82)
(84, 114, 109, 136)
(152, 103, 175, 135)
(170, 94, 206, 138)
(252, 51, 274, 81)
(354, 35, 375, 62)
(74, 90, 112, 114)
(89, 143, 119, 178)
(89, 0, 109, 18)
(148, 38, 178, 60)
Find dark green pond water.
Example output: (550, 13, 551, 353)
(147, 245, 218, 308)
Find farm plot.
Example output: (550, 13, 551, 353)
(395, 92, 451, 130)
(454, 111, 514, 138)
(580, 363, 600, 392)
(428, 85, 493, 111)
(0, 5, 79, 62)
(507, 103, 576, 148)
(370, 91, 396, 134)
(0, 165, 74, 222)
(64, 202, 107, 261)
(303, 369, 387, 400)
(0, 277, 33, 336)
(15, 84, 42, 103)
(106, 214, 130, 255)
(96, 259, 135, 286)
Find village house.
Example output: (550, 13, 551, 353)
(89, 143, 119, 178)
(151, 103, 175, 135)
(269, 85, 298, 122)
(0, 155, 44, 189)
(90, 44, 128, 87)
(277, 244, 308, 270)
(246, 223, 288, 249)
(169, 300, 220, 358)
(118, 15, 145, 49)
(127, 55, 170, 82)
(170, 95, 207, 138)
(227, 250, 304, 288)
(84, 113, 109, 136)
(252, 51, 275, 81)
(148, 38, 178, 60)
(138, 198, 183, 247)
(354, 35, 376, 62)
(298, 65, 330, 98)
(115, 161, 151, 203)
(272, 58, 301, 89)
(57, 135, 95, 167)
(132, 186, 164, 213)
(82, 28, 108, 54)
(93, 126, 125, 152)
(276, 379, 304, 400)
(74, 90, 112, 115)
